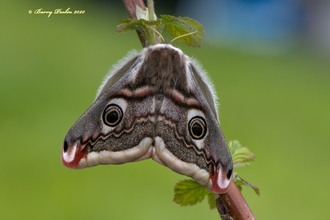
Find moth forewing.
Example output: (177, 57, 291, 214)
(96, 51, 139, 99)
(189, 58, 219, 119)
(181, 55, 233, 193)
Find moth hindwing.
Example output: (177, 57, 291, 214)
(62, 44, 233, 194)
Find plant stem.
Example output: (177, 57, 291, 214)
(147, 0, 157, 45)
(217, 180, 256, 220)
(121, 0, 148, 47)
(147, 0, 156, 21)
(120, 1, 256, 219)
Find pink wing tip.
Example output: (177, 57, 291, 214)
(210, 168, 231, 194)
(61, 142, 86, 169)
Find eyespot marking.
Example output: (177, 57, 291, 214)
(103, 104, 123, 127)
(189, 116, 207, 139)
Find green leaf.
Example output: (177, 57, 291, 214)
(116, 18, 161, 44)
(173, 179, 218, 210)
(116, 14, 204, 47)
(161, 15, 204, 47)
(228, 140, 255, 169)
(173, 140, 258, 210)
(173, 179, 208, 206)
(207, 192, 216, 209)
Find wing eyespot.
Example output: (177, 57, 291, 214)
(103, 104, 123, 127)
(188, 116, 207, 139)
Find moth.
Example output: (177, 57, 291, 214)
(62, 43, 233, 193)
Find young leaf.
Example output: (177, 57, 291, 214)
(228, 140, 255, 169)
(207, 192, 216, 209)
(117, 10, 204, 46)
(161, 15, 204, 47)
(173, 140, 258, 209)
(116, 18, 161, 44)
(173, 179, 208, 206)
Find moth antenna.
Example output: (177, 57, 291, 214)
(147, 25, 165, 43)
(170, 31, 198, 44)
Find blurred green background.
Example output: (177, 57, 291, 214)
(1, 1, 330, 219)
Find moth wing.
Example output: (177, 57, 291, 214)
(189, 59, 218, 118)
(96, 50, 139, 98)
(62, 51, 155, 169)
(148, 44, 233, 194)
(190, 60, 233, 193)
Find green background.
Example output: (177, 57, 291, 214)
(1, 1, 330, 219)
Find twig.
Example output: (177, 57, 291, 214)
(216, 180, 256, 220)
(121, 0, 148, 47)
(120, 1, 256, 219)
